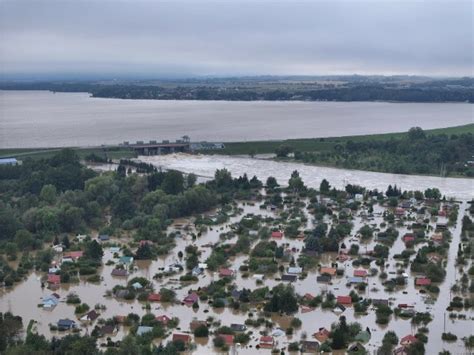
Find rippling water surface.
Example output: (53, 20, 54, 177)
(140, 154, 474, 199)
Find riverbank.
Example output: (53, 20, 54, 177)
(1, 124, 472, 159)
(204, 123, 474, 156)
(2, 124, 472, 178)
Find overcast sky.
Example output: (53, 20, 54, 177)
(0, 0, 472, 79)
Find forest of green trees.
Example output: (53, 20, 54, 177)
(279, 128, 474, 177)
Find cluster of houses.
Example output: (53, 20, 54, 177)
(32, 185, 462, 354)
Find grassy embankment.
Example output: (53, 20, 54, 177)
(0, 146, 136, 161)
(207, 124, 474, 155)
(0, 123, 472, 161)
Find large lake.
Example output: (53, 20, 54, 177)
(0, 90, 472, 148)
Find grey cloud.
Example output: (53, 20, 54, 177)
(0, 0, 472, 77)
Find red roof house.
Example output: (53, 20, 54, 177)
(313, 328, 330, 342)
(47, 274, 61, 285)
(172, 333, 191, 344)
(415, 277, 431, 286)
(156, 315, 171, 325)
(63, 251, 83, 261)
(183, 292, 199, 305)
(148, 293, 161, 302)
(400, 334, 418, 346)
(219, 268, 235, 277)
(395, 207, 405, 216)
(353, 269, 367, 277)
(320, 267, 337, 276)
(219, 334, 234, 346)
(337, 296, 352, 305)
(259, 336, 274, 348)
(402, 234, 415, 243)
(271, 231, 283, 239)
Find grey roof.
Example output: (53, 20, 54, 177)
(317, 275, 332, 282)
(281, 274, 297, 282)
(57, 319, 75, 327)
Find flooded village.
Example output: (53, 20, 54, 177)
(0, 151, 473, 355)
(1, 0, 473, 353)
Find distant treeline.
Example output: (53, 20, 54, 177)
(1, 79, 473, 103)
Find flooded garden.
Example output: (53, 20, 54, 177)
(1, 153, 473, 355)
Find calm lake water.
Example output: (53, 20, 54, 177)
(0, 90, 472, 148)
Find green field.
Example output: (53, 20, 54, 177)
(204, 124, 474, 155)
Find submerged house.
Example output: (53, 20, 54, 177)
(111, 269, 128, 277)
(317, 275, 332, 283)
(219, 268, 235, 278)
(118, 256, 134, 266)
(42, 294, 60, 309)
(172, 333, 192, 344)
(271, 231, 283, 239)
(415, 277, 431, 286)
(313, 328, 330, 342)
(301, 340, 320, 353)
(218, 334, 234, 346)
(281, 274, 297, 282)
(353, 269, 367, 277)
(319, 267, 337, 276)
(62, 251, 83, 262)
(156, 315, 172, 326)
(57, 319, 76, 331)
(136, 326, 153, 336)
(148, 293, 161, 302)
(400, 335, 418, 347)
(287, 266, 303, 274)
(192, 266, 204, 276)
(348, 277, 365, 285)
(337, 295, 352, 305)
(47, 274, 61, 286)
(259, 336, 274, 348)
(98, 234, 110, 242)
(80, 310, 99, 322)
(183, 292, 199, 305)
(230, 323, 247, 332)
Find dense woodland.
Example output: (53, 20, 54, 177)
(0, 150, 263, 284)
(277, 128, 474, 177)
(1, 76, 473, 102)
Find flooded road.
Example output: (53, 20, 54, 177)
(1, 195, 471, 354)
(139, 154, 474, 200)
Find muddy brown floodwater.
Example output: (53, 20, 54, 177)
(0, 199, 472, 354)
